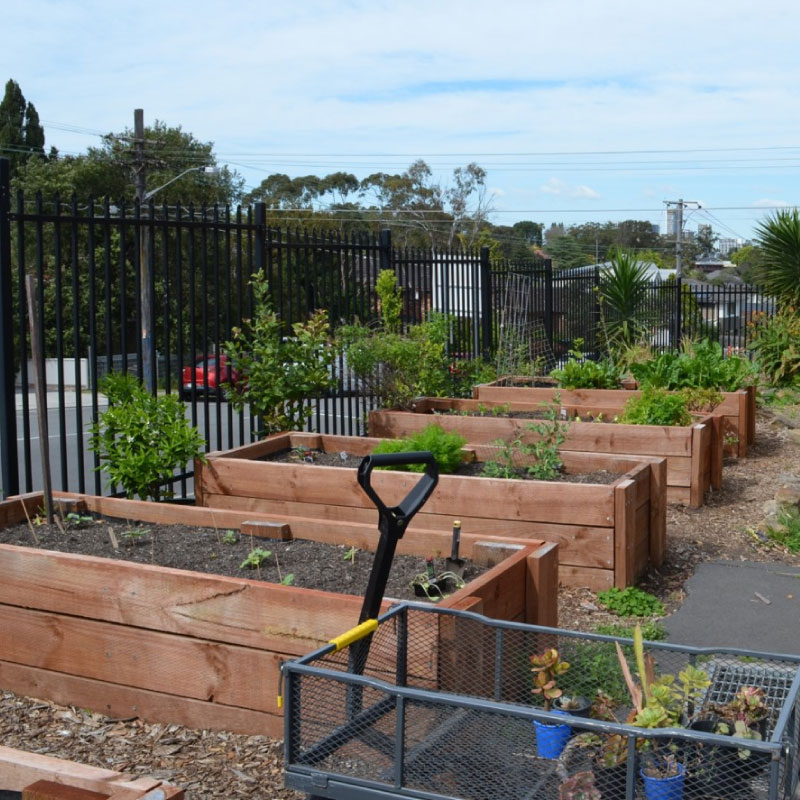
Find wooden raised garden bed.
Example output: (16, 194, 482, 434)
(0, 747, 183, 798)
(369, 397, 720, 508)
(195, 431, 666, 591)
(474, 378, 755, 457)
(0, 492, 556, 739)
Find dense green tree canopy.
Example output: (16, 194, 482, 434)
(13, 118, 243, 206)
(0, 79, 45, 176)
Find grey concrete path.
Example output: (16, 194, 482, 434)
(665, 560, 800, 656)
(16, 390, 107, 410)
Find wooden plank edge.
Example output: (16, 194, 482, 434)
(0, 746, 183, 798)
(526, 542, 559, 627)
(0, 660, 281, 737)
(613, 480, 636, 588)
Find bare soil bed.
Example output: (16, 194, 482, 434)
(0, 521, 485, 603)
(2, 409, 799, 799)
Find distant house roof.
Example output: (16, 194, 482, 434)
(706, 269, 743, 283)
(559, 261, 676, 282)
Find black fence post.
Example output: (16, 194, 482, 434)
(379, 228, 392, 273)
(0, 158, 18, 498)
(544, 259, 554, 353)
(479, 246, 492, 358)
(253, 202, 267, 275)
(674, 276, 683, 351)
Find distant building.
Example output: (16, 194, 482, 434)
(718, 237, 743, 257)
(698, 223, 712, 240)
(665, 208, 679, 237)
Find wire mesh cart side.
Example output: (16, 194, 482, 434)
(282, 603, 800, 800)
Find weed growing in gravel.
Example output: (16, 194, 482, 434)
(596, 586, 665, 617)
(765, 507, 800, 552)
(594, 621, 667, 641)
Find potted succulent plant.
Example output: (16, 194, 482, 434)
(557, 770, 601, 800)
(530, 647, 573, 758)
(712, 686, 770, 777)
(570, 692, 629, 799)
(614, 625, 712, 800)
(554, 692, 592, 718)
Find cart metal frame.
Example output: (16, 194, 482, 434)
(283, 603, 800, 800)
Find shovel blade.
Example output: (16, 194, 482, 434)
(445, 557, 465, 578)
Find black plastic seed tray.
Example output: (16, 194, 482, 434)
(282, 603, 800, 800)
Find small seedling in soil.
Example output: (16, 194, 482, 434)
(289, 446, 316, 463)
(240, 547, 272, 569)
(281, 573, 295, 586)
(222, 529, 239, 544)
(343, 545, 358, 563)
(64, 512, 94, 528)
(121, 528, 149, 546)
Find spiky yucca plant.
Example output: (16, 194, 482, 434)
(755, 209, 800, 306)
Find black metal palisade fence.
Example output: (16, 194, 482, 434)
(0, 159, 776, 499)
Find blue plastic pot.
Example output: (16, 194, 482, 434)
(640, 763, 686, 800)
(533, 716, 571, 759)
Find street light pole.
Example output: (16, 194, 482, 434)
(132, 104, 216, 392)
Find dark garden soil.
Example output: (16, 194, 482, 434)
(262, 446, 620, 484)
(0, 520, 485, 603)
(3, 409, 800, 799)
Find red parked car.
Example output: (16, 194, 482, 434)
(180, 355, 242, 400)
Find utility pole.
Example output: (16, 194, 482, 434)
(664, 198, 701, 279)
(664, 198, 700, 351)
(133, 109, 155, 392)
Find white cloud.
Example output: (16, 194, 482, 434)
(540, 178, 600, 200)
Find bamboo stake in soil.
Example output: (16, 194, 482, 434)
(25, 275, 54, 524)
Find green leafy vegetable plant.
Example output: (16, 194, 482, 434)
(617, 386, 692, 426)
(550, 342, 622, 389)
(89, 373, 207, 501)
(630, 339, 756, 392)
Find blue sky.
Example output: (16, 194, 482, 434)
(6, 0, 800, 243)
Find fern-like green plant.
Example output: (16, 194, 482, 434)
(371, 424, 466, 473)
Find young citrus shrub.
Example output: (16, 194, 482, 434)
(89, 373, 206, 501)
